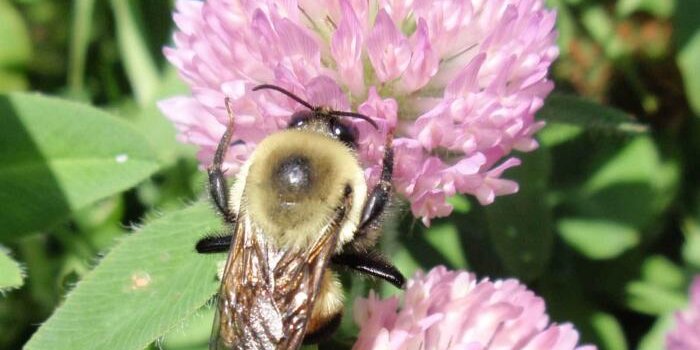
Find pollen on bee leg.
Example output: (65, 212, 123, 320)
(130, 271, 151, 290)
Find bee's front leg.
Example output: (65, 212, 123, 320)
(208, 97, 237, 224)
(197, 98, 239, 255)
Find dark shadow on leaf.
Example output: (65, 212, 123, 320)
(675, 1, 700, 49)
(396, 216, 457, 271)
(452, 209, 506, 278)
(549, 131, 634, 190)
(0, 96, 70, 240)
(582, 182, 657, 230)
(557, 182, 661, 242)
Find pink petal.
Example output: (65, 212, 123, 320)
(380, 0, 415, 26)
(161, 0, 560, 225)
(367, 9, 411, 82)
(304, 75, 349, 110)
(445, 53, 487, 97)
(354, 267, 593, 350)
(330, 0, 365, 94)
(399, 18, 439, 93)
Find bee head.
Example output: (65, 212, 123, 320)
(252, 84, 378, 149)
(287, 110, 359, 148)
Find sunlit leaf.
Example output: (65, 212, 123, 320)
(554, 135, 679, 259)
(640, 255, 685, 289)
(446, 194, 471, 214)
(160, 307, 212, 350)
(0, 93, 161, 239)
(24, 201, 223, 350)
(396, 224, 458, 276)
(0, 0, 31, 68)
(625, 257, 686, 316)
(590, 312, 627, 350)
(423, 223, 468, 269)
(616, 0, 675, 18)
(537, 123, 584, 148)
(109, 0, 160, 105)
(580, 5, 626, 59)
(0, 69, 27, 92)
(675, 0, 700, 115)
(638, 314, 675, 350)
(0, 247, 24, 292)
(579, 136, 679, 230)
(67, 0, 97, 95)
(682, 217, 700, 269)
(558, 219, 638, 259)
(125, 67, 189, 165)
(626, 281, 686, 315)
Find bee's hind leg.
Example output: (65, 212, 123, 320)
(302, 313, 342, 345)
(195, 234, 232, 254)
(208, 97, 238, 224)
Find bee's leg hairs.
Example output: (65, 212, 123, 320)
(208, 97, 237, 224)
(195, 234, 232, 254)
(332, 250, 405, 289)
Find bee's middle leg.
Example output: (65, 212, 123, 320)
(333, 135, 405, 288)
(358, 134, 394, 231)
(195, 234, 232, 254)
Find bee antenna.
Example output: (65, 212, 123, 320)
(329, 111, 379, 130)
(252, 83, 379, 130)
(252, 84, 314, 110)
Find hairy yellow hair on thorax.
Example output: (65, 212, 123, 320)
(241, 130, 367, 249)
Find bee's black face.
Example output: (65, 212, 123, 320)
(328, 118, 358, 148)
(288, 111, 313, 129)
(286, 110, 358, 148)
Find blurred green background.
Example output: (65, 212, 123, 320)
(1, 0, 700, 349)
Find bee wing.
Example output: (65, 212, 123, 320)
(210, 213, 282, 350)
(271, 211, 343, 349)
(211, 205, 346, 350)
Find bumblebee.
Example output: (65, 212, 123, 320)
(196, 84, 405, 349)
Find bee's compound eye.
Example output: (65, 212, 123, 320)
(273, 156, 312, 193)
(288, 111, 312, 129)
(330, 119, 358, 147)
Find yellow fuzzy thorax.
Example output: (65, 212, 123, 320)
(234, 129, 367, 250)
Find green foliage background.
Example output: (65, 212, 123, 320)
(1, 0, 699, 349)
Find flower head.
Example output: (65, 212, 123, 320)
(667, 276, 700, 350)
(160, 0, 558, 224)
(353, 266, 595, 350)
